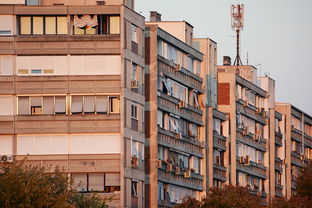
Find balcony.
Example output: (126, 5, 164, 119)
(275, 184, 283, 198)
(236, 128, 266, 152)
(0, 113, 120, 134)
(291, 151, 304, 167)
(236, 157, 267, 179)
(1, 34, 121, 55)
(304, 134, 312, 148)
(158, 127, 203, 158)
(157, 93, 203, 125)
(291, 179, 297, 190)
(291, 129, 302, 143)
(275, 131, 283, 146)
(213, 130, 226, 151)
(213, 164, 227, 182)
(236, 101, 266, 125)
(157, 55, 203, 93)
(158, 168, 204, 191)
(275, 158, 283, 172)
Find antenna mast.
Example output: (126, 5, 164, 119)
(231, 4, 244, 66)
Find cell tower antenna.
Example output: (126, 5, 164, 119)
(231, 4, 244, 66)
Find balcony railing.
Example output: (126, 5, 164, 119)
(291, 151, 304, 167)
(236, 128, 266, 152)
(157, 93, 203, 125)
(275, 184, 283, 198)
(236, 157, 267, 179)
(275, 131, 283, 146)
(236, 101, 266, 125)
(158, 127, 203, 158)
(158, 168, 204, 191)
(213, 130, 226, 151)
(275, 158, 283, 172)
(291, 130, 302, 143)
(213, 164, 227, 181)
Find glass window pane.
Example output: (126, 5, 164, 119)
(33, 16, 43, 34)
(110, 97, 120, 113)
(109, 16, 120, 34)
(74, 26, 84, 35)
(57, 16, 68, 34)
(20, 17, 31, 34)
(86, 27, 96, 34)
(45, 16, 56, 34)
(89, 173, 104, 192)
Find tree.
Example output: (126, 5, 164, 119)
(175, 185, 263, 208)
(0, 162, 108, 208)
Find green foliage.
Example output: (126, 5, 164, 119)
(0, 162, 108, 208)
(175, 185, 263, 208)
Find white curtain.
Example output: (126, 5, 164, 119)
(73, 15, 98, 28)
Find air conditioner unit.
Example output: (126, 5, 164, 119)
(178, 100, 186, 108)
(131, 80, 139, 89)
(166, 163, 173, 172)
(0, 155, 13, 163)
(131, 156, 139, 168)
(184, 169, 191, 178)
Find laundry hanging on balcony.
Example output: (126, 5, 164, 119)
(73, 15, 98, 28)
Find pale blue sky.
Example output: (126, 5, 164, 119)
(135, 0, 312, 115)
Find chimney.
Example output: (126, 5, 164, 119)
(223, 56, 231, 66)
(150, 11, 162, 22)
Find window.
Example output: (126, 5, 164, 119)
(19, 16, 68, 35)
(26, 0, 39, 5)
(131, 24, 138, 42)
(72, 173, 120, 193)
(109, 97, 120, 113)
(73, 15, 120, 35)
(187, 56, 194, 72)
(131, 181, 138, 197)
(71, 95, 110, 114)
(0, 15, 13, 36)
(18, 96, 66, 115)
(131, 102, 138, 119)
(131, 62, 137, 81)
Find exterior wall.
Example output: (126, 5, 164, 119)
(0, 2, 145, 208)
(145, 24, 204, 208)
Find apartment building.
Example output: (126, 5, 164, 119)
(193, 38, 228, 189)
(275, 103, 312, 198)
(0, 0, 146, 207)
(144, 12, 206, 207)
(217, 57, 269, 201)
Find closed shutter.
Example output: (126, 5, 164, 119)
(84, 96, 95, 113)
(96, 96, 107, 113)
(71, 96, 82, 113)
(105, 173, 120, 186)
(18, 97, 29, 115)
(89, 173, 104, 192)
(55, 96, 66, 114)
(43, 96, 54, 115)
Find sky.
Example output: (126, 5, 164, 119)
(135, 0, 312, 115)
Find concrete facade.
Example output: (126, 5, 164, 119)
(0, 0, 145, 207)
